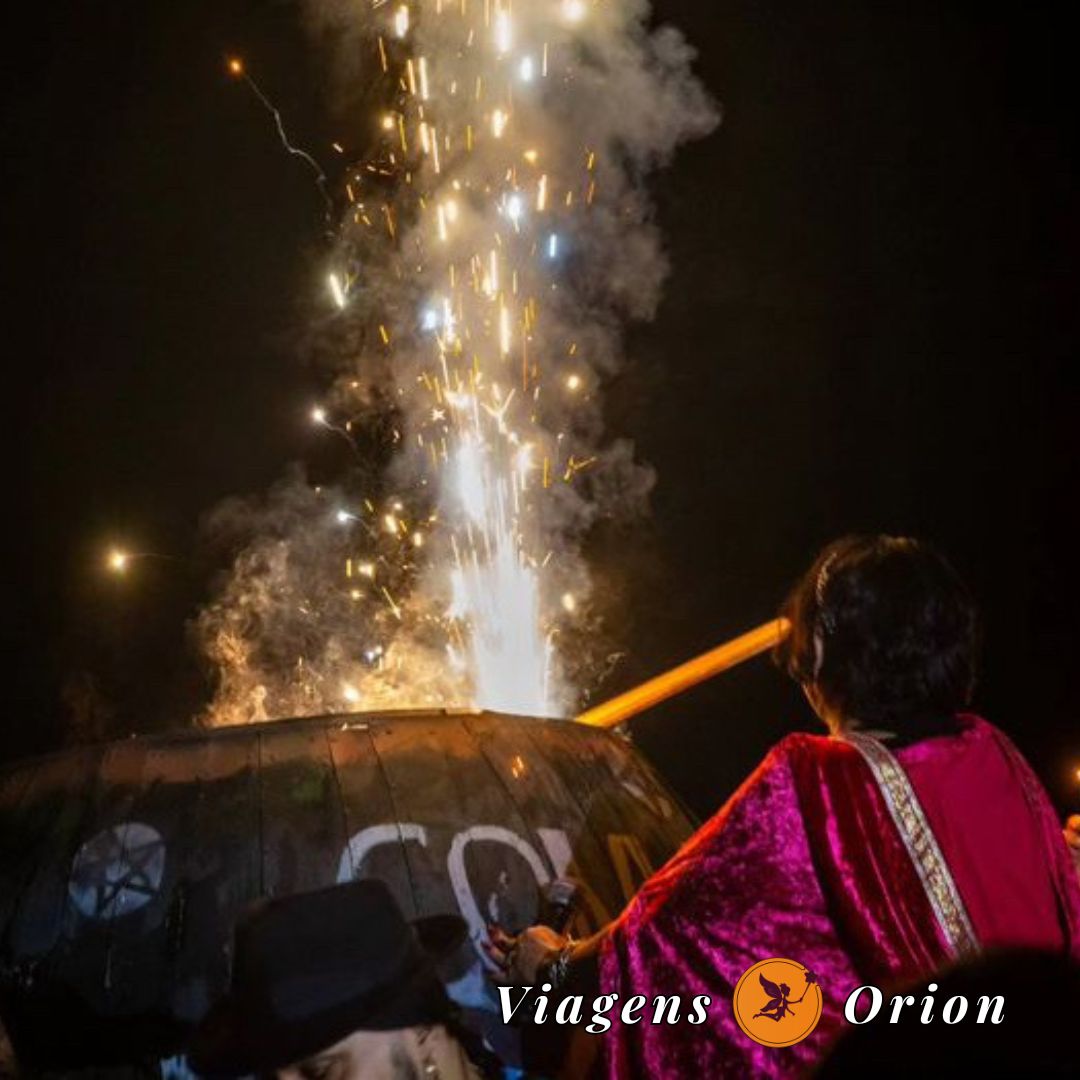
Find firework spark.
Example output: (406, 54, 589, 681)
(199, 2, 716, 725)
(106, 549, 130, 574)
(227, 55, 334, 219)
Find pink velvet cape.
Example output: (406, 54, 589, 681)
(599, 716, 1080, 1078)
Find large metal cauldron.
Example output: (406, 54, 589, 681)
(0, 710, 694, 1070)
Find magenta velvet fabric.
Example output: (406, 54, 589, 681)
(599, 717, 1080, 1078)
(896, 715, 1080, 960)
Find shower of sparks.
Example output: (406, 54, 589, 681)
(201, 1, 715, 726)
(337, 0, 608, 716)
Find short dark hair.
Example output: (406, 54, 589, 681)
(775, 535, 979, 731)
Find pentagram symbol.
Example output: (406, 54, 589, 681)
(69, 822, 166, 919)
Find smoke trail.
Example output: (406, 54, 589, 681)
(228, 57, 335, 220)
(197, 1, 717, 725)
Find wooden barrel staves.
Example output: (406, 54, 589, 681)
(0, 711, 694, 1071)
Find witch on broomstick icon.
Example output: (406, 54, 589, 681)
(753, 969, 819, 1022)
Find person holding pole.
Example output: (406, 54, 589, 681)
(490, 535, 1080, 1078)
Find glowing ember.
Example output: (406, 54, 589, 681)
(327, 272, 347, 309)
(107, 549, 130, 573)
(562, 1, 588, 26)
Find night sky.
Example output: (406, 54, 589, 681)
(3, 2, 1077, 817)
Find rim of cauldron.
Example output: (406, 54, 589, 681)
(0, 707, 638, 774)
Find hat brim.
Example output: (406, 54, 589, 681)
(190, 913, 469, 1078)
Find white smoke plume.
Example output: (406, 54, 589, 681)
(197, 0, 717, 726)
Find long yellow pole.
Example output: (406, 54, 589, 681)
(576, 618, 791, 729)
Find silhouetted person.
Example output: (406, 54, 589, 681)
(191, 880, 497, 1080)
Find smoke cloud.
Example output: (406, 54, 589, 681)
(196, 0, 717, 725)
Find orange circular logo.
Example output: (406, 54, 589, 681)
(733, 958, 823, 1048)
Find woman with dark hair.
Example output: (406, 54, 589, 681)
(776, 535, 981, 745)
(491, 536, 1080, 1078)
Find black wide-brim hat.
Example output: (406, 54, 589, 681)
(190, 880, 468, 1078)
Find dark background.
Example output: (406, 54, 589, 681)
(2, 2, 1076, 816)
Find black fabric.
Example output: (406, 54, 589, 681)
(189, 880, 467, 1077)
